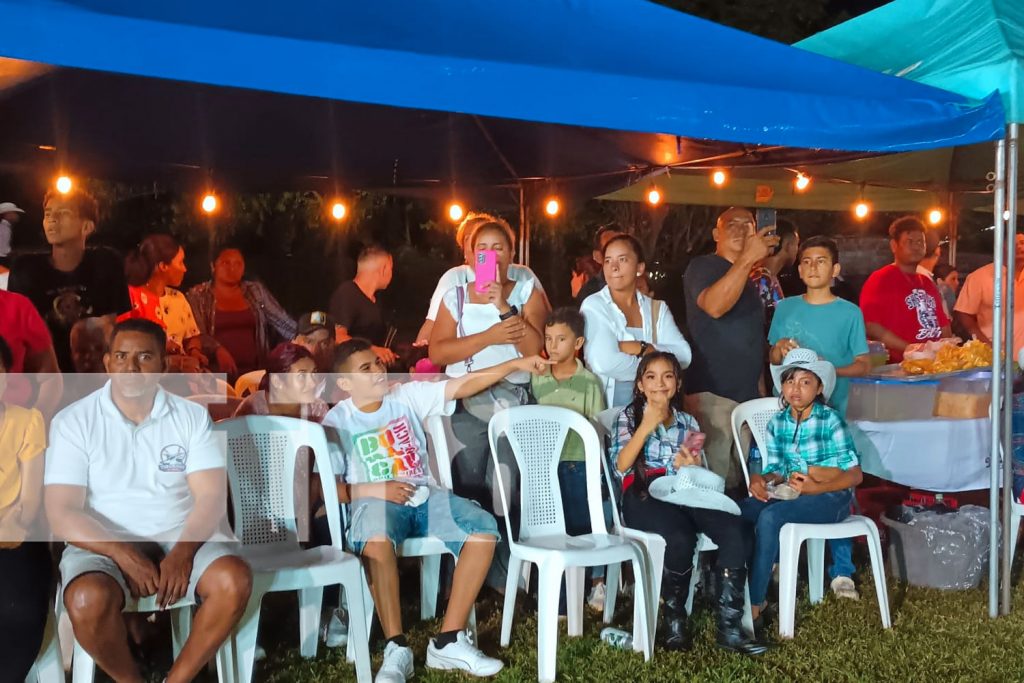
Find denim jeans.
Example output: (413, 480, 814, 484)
(739, 488, 853, 606)
(828, 538, 855, 580)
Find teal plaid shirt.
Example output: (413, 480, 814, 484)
(763, 402, 859, 478)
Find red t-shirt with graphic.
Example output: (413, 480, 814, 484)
(859, 264, 949, 362)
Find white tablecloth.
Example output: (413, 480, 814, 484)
(849, 418, 995, 492)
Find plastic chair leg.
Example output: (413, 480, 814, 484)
(741, 581, 755, 638)
(536, 561, 564, 683)
(777, 525, 802, 639)
(1010, 507, 1023, 562)
(500, 555, 523, 647)
(420, 554, 442, 620)
(298, 586, 324, 658)
(628, 550, 653, 662)
(29, 610, 62, 683)
(170, 605, 192, 659)
(215, 629, 236, 683)
(603, 562, 620, 624)
(343, 573, 373, 683)
(566, 566, 585, 637)
(864, 523, 892, 629)
(806, 538, 826, 605)
(233, 594, 264, 683)
(71, 640, 95, 683)
(684, 549, 701, 616)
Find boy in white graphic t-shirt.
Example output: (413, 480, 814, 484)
(324, 337, 549, 682)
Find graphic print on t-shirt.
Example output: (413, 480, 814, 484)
(905, 289, 941, 340)
(352, 415, 426, 482)
(159, 444, 188, 472)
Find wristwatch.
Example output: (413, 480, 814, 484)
(636, 341, 651, 358)
(499, 305, 520, 321)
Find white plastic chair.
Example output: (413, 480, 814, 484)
(234, 370, 266, 398)
(731, 398, 891, 639)
(1009, 500, 1024, 561)
(489, 406, 653, 683)
(345, 413, 477, 650)
(219, 416, 371, 683)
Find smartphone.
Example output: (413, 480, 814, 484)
(755, 208, 780, 256)
(683, 431, 706, 453)
(474, 250, 498, 293)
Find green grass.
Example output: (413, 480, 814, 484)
(248, 569, 1024, 683)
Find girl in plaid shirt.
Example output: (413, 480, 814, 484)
(739, 349, 863, 620)
(612, 352, 766, 655)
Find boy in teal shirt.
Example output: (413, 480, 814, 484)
(768, 236, 871, 417)
(767, 235, 869, 601)
(531, 307, 607, 609)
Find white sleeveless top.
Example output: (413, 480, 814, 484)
(441, 278, 535, 384)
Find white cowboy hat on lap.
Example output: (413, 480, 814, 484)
(649, 466, 740, 515)
(770, 347, 837, 401)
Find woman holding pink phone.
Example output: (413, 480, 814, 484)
(429, 217, 547, 583)
(611, 352, 766, 655)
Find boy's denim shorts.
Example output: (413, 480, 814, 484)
(348, 487, 500, 557)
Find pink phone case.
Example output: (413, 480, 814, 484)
(683, 431, 706, 452)
(474, 250, 498, 293)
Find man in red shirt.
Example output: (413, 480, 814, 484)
(860, 216, 951, 362)
(0, 288, 62, 416)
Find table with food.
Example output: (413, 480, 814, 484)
(847, 339, 997, 492)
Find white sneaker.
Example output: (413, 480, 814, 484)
(831, 576, 860, 600)
(376, 641, 415, 683)
(426, 630, 503, 677)
(321, 608, 349, 648)
(586, 583, 607, 612)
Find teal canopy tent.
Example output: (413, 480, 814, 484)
(799, 0, 1024, 618)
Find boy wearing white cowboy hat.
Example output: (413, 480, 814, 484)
(0, 201, 24, 265)
(739, 347, 863, 620)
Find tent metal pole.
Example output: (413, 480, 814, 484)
(990, 134, 1007, 619)
(518, 184, 527, 265)
(947, 191, 958, 266)
(1002, 123, 1019, 615)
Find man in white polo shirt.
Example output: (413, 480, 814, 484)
(44, 319, 252, 683)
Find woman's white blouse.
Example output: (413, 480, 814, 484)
(581, 286, 692, 404)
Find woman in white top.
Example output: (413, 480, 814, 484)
(428, 217, 546, 549)
(581, 234, 692, 407)
(414, 212, 549, 345)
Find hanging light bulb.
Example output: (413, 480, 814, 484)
(927, 208, 944, 226)
(201, 193, 218, 214)
(55, 176, 73, 194)
(448, 202, 465, 222)
(794, 173, 811, 192)
(646, 187, 662, 206)
(545, 198, 561, 217)
(711, 170, 727, 187)
(331, 201, 347, 220)
(853, 201, 871, 220)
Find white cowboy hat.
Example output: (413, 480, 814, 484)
(648, 466, 740, 515)
(770, 347, 837, 401)
(0, 202, 25, 214)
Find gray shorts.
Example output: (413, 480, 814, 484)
(59, 541, 239, 607)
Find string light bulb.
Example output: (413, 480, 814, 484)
(544, 198, 561, 217)
(55, 176, 73, 194)
(330, 201, 347, 220)
(711, 170, 727, 187)
(448, 202, 465, 222)
(794, 173, 811, 192)
(927, 208, 944, 226)
(853, 201, 871, 220)
(201, 193, 218, 214)
(646, 187, 662, 206)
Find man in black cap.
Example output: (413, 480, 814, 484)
(293, 310, 337, 373)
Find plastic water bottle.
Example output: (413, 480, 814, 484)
(600, 627, 633, 650)
(748, 445, 762, 476)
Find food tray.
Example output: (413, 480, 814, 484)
(862, 364, 992, 384)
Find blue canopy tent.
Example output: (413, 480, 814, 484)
(799, 0, 1024, 618)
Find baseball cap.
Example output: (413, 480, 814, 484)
(297, 311, 335, 335)
(0, 202, 25, 214)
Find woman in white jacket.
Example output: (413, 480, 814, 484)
(581, 234, 692, 407)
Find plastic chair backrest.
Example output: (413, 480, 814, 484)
(235, 370, 266, 398)
(186, 394, 243, 421)
(215, 378, 239, 398)
(217, 415, 344, 553)
(730, 397, 780, 486)
(488, 405, 608, 543)
(424, 414, 455, 490)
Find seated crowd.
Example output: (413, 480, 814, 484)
(0, 191, 972, 682)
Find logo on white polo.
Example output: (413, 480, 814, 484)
(159, 444, 188, 472)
